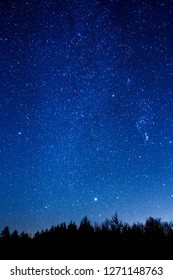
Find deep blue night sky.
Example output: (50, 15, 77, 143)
(1, 0, 173, 234)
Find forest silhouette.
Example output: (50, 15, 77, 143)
(1, 213, 173, 259)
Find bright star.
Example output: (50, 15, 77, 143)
(144, 132, 149, 141)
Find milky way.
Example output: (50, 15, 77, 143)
(1, 0, 173, 233)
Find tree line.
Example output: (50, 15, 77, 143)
(1, 214, 173, 259)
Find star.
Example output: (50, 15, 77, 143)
(144, 132, 149, 141)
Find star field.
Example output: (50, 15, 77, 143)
(1, 0, 173, 234)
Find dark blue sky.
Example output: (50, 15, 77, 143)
(1, 0, 173, 234)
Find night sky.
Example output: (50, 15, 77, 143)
(1, 0, 173, 234)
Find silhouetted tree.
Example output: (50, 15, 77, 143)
(1, 226, 10, 239)
(101, 219, 111, 231)
(11, 229, 19, 240)
(94, 222, 101, 233)
(122, 222, 131, 234)
(162, 222, 173, 237)
(110, 213, 122, 232)
(60, 222, 66, 229)
(131, 222, 144, 234)
(1, 214, 173, 259)
(20, 231, 30, 240)
(145, 217, 162, 234)
(79, 216, 94, 233)
(34, 231, 40, 239)
(68, 221, 77, 232)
